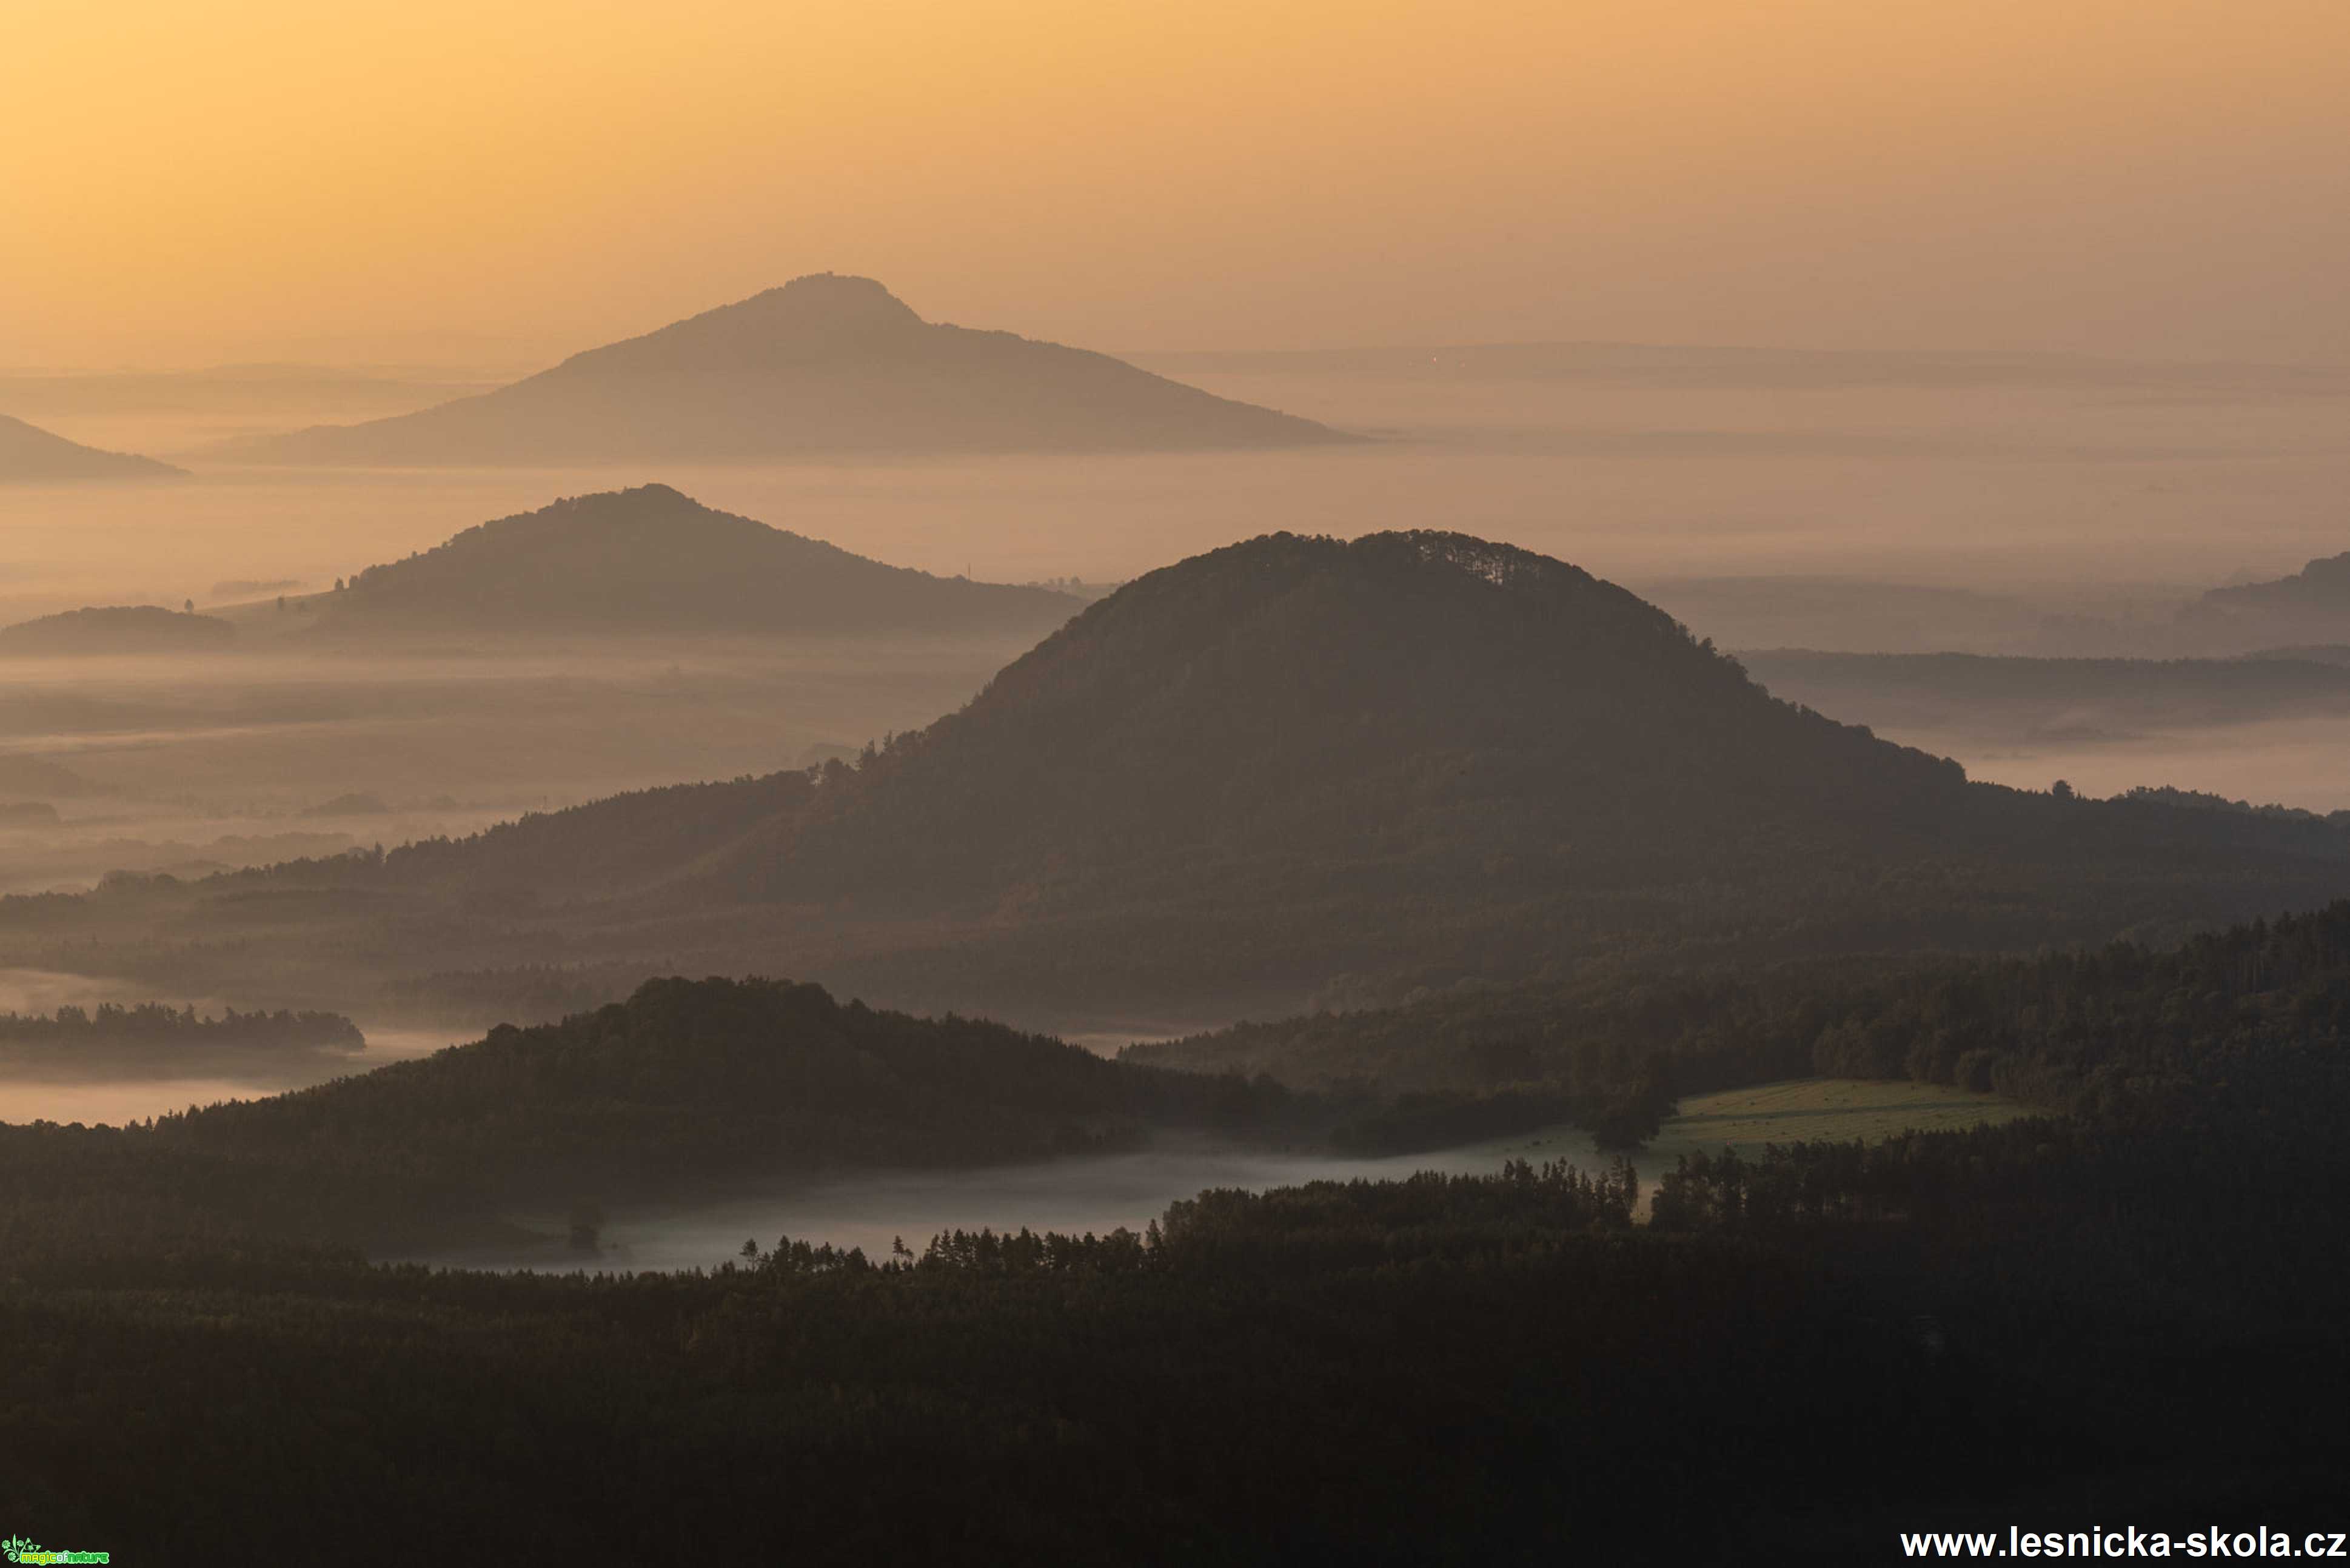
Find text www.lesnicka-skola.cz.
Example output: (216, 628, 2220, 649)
(1900, 1529, 2348, 1559)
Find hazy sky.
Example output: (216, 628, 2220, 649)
(7, 0, 2346, 369)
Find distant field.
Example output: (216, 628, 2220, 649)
(1644, 1077, 2030, 1165)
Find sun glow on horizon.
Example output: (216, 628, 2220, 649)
(6, 0, 2348, 366)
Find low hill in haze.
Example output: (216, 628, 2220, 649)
(307, 484, 1080, 638)
(0, 605, 235, 655)
(0, 414, 183, 482)
(232, 274, 1349, 463)
(2183, 550, 2350, 649)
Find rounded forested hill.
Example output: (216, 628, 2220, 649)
(666, 529, 2350, 999)
(156, 975, 1254, 1207)
(235, 273, 1349, 462)
(746, 529, 1978, 899)
(0, 604, 235, 654)
(313, 483, 1080, 637)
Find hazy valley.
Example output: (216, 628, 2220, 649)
(8, 264, 2350, 1558)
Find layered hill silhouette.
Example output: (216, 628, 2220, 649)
(0, 414, 182, 482)
(233, 274, 1347, 463)
(306, 484, 1079, 637)
(0, 755, 100, 800)
(343, 531, 2350, 1015)
(0, 605, 235, 655)
(2183, 550, 2350, 649)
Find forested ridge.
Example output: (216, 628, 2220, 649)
(39, 529, 2350, 1027)
(1136, 898, 2350, 1146)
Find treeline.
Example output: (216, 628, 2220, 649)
(0, 1000, 361, 1076)
(1137, 899, 2350, 1134)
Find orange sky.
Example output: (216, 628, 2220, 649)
(6, 0, 2347, 367)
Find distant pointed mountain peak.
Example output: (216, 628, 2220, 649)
(558, 274, 929, 374)
(228, 280, 1351, 463)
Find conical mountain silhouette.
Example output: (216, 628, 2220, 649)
(236, 275, 1348, 463)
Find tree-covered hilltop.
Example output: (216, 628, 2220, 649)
(305, 483, 1080, 638)
(0, 976, 1298, 1251)
(0, 1001, 361, 1078)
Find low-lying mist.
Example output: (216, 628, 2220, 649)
(410, 1124, 1613, 1275)
(0, 634, 1030, 891)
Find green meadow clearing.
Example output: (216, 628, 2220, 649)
(1641, 1077, 2032, 1166)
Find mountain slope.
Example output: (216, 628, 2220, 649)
(234, 275, 1349, 463)
(0, 414, 183, 482)
(309, 484, 1080, 637)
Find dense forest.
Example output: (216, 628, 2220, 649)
(6, 902, 2350, 1556)
(1136, 898, 2350, 1144)
(3, 1131, 2342, 1561)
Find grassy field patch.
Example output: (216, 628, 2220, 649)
(1644, 1077, 2030, 1165)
